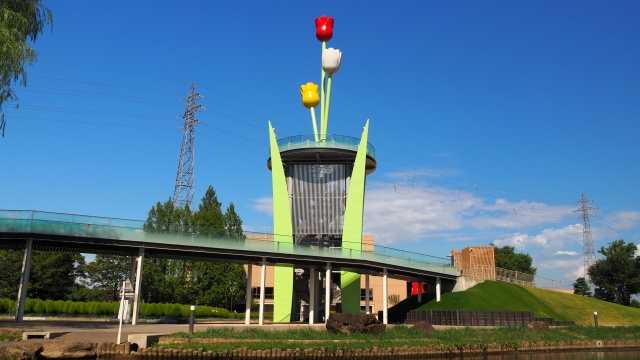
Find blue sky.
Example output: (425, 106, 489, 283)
(2, 1, 639, 287)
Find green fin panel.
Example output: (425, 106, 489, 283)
(341, 270, 361, 313)
(341, 120, 370, 314)
(273, 264, 294, 322)
(268, 121, 294, 322)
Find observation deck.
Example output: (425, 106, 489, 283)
(267, 134, 377, 174)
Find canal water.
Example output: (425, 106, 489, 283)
(486, 350, 640, 359)
(83, 350, 640, 359)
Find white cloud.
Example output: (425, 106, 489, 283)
(490, 224, 582, 252)
(555, 250, 578, 256)
(602, 210, 640, 231)
(250, 197, 273, 216)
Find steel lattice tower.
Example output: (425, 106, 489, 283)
(574, 193, 597, 278)
(173, 83, 202, 209)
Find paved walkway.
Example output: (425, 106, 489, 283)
(1, 318, 326, 344)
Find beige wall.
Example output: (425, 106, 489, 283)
(243, 233, 410, 315)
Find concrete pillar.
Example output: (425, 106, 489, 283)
(15, 239, 33, 322)
(418, 282, 423, 303)
(259, 258, 266, 326)
(365, 275, 370, 314)
(382, 268, 388, 325)
(131, 247, 144, 325)
(436, 277, 441, 302)
(309, 267, 316, 324)
(245, 264, 252, 325)
(325, 262, 331, 323)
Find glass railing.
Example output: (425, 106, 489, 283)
(0, 210, 455, 276)
(276, 134, 375, 159)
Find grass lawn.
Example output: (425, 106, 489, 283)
(417, 281, 640, 326)
(157, 325, 640, 352)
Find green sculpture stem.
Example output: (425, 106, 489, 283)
(310, 107, 319, 142)
(319, 41, 326, 143)
(323, 74, 333, 141)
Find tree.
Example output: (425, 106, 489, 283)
(0, 249, 85, 301)
(588, 239, 640, 306)
(193, 185, 225, 236)
(0, 249, 24, 299)
(0, 0, 53, 136)
(140, 186, 246, 307)
(29, 251, 85, 300)
(492, 244, 537, 275)
(224, 202, 244, 239)
(81, 254, 131, 301)
(573, 277, 592, 297)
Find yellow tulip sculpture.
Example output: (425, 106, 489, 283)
(300, 82, 320, 142)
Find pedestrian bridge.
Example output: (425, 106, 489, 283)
(0, 210, 457, 280)
(0, 209, 458, 325)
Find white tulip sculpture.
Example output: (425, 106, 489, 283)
(321, 48, 342, 141)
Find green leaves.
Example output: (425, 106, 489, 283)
(141, 185, 247, 308)
(493, 244, 537, 275)
(0, 0, 52, 136)
(588, 239, 640, 306)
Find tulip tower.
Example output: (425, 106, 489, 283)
(267, 15, 377, 322)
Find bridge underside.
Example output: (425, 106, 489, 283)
(0, 233, 457, 282)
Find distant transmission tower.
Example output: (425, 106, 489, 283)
(173, 83, 202, 209)
(574, 193, 597, 278)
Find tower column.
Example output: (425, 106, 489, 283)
(131, 247, 144, 325)
(309, 267, 316, 324)
(382, 268, 388, 325)
(259, 258, 266, 326)
(15, 239, 33, 322)
(245, 264, 253, 325)
(325, 262, 331, 323)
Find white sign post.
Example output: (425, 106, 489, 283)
(117, 280, 126, 344)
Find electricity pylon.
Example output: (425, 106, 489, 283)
(173, 83, 202, 209)
(574, 193, 597, 278)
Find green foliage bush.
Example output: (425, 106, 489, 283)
(0, 297, 243, 320)
(44, 299, 56, 314)
(33, 299, 45, 313)
(211, 307, 231, 318)
(25, 298, 36, 313)
(167, 304, 182, 317)
(68, 302, 78, 315)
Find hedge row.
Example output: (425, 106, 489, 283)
(0, 298, 236, 319)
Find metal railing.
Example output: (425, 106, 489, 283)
(455, 261, 562, 289)
(276, 134, 375, 158)
(0, 209, 456, 277)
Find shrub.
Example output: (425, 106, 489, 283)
(180, 305, 191, 318)
(25, 298, 36, 313)
(211, 307, 230, 318)
(140, 303, 151, 317)
(111, 302, 120, 316)
(54, 300, 65, 314)
(33, 300, 45, 313)
(68, 302, 78, 315)
(87, 302, 99, 316)
(77, 302, 87, 315)
(44, 300, 56, 314)
(167, 304, 182, 317)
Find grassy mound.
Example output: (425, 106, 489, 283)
(417, 281, 640, 326)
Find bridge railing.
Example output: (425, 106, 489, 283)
(454, 261, 562, 289)
(0, 210, 456, 276)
